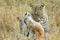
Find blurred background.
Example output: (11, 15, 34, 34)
(0, 0, 60, 40)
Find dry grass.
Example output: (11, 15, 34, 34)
(0, 0, 60, 40)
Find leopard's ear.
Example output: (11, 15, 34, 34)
(41, 4, 45, 7)
(39, 4, 45, 9)
(30, 3, 35, 8)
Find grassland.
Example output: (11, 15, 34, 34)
(0, 0, 60, 40)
